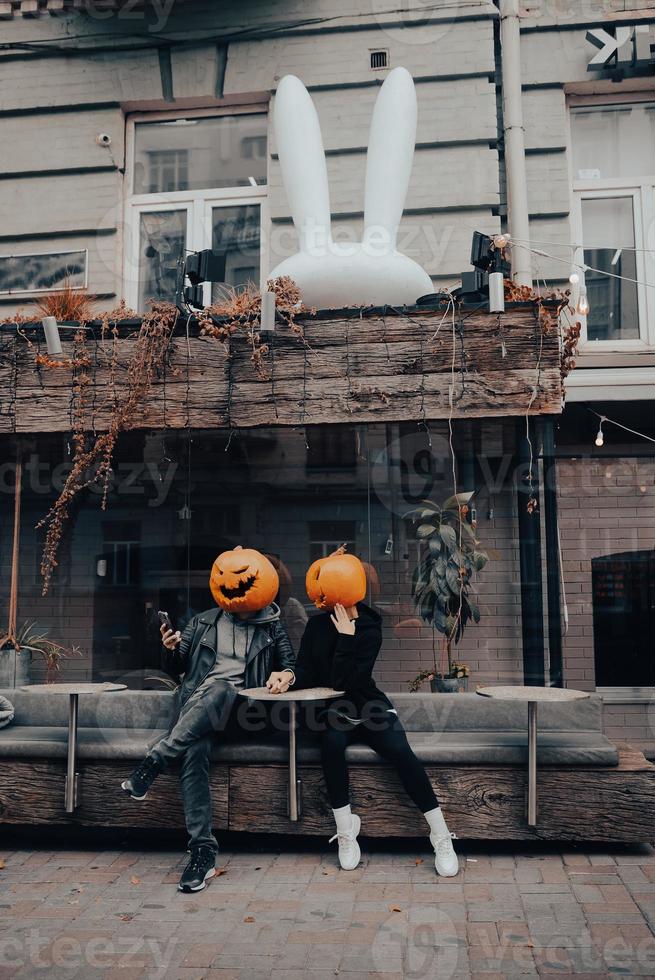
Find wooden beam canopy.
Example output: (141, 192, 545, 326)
(0, 305, 564, 434)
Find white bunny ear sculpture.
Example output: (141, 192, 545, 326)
(269, 67, 434, 308)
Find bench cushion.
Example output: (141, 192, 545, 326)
(0, 695, 14, 729)
(0, 725, 619, 766)
(0, 689, 606, 733)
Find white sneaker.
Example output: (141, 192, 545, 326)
(329, 813, 361, 870)
(430, 831, 459, 877)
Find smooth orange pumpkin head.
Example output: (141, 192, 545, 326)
(306, 545, 367, 611)
(210, 545, 279, 613)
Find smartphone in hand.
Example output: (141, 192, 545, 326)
(158, 610, 173, 632)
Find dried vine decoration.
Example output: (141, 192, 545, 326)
(36, 301, 179, 594)
(501, 282, 576, 515)
(197, 276, 314, 381)
(560, 315, 582, 382)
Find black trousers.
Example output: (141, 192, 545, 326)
(319, 707, 439, 813)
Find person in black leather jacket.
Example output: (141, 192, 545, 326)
(120, 555, 295, 893)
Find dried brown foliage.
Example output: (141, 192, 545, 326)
(198, 276, 313, 379)
(561, 318, 582, 381)
(34, 282, 97, 323)
(36, 301, 178, 594)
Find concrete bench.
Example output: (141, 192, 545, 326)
(0, 688, 652, 842)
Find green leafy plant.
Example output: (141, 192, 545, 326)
(2, 620, 81, 684)
(406, 492, 488, 691)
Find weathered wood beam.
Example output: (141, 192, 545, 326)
(0, 745, 652, 841)
(0, 307, 564, 433)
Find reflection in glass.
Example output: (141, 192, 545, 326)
(581, 197, 639, 341)
(134, 115, 268, 194)
(4, 422, 531, 690)
(571, 103, 655, 180)
(138, 210, 186, 309)
(210, 204, 261, 299)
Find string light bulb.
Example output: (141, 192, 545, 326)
(569, 272, 580, 285)
(577, 285, 590, 316)
(595, 417, 606, 448)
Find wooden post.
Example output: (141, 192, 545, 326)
(541, 417, 564, 687)
(1, 442, 22, 649)
(516, 418, 545, 686)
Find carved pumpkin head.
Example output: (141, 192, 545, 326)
(210, 545, 279, 613)
(305, 545, 367, 611)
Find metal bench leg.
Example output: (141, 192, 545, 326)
(65, 693, 79, 813)
(527, 700, 537, 826)
(288, 700, 301, 822)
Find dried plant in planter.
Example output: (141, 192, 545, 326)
(36, 301, 179, 594)
(504, 279, 572, 336)
(198, 276, 313, 379)
(34, 281, 97, 324)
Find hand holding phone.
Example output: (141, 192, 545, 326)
(158, 611, 181, 650)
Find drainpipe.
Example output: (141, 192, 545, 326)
(499, 0, 532, 287)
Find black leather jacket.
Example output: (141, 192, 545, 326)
(165, 604, 295, 706)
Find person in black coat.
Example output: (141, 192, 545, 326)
(278, 557, 459, 878)
(122, 548, 295, 893)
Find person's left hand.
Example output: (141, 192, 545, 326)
(331, 603, 356, 635)
(266, 670, 294, 694)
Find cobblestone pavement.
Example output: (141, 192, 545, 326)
(1, 834, 654, 979)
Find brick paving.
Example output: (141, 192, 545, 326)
(0, 835, 654, 979)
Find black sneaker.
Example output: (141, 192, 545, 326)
(121, 755, 162, 800)
(178, 846, 217, 892)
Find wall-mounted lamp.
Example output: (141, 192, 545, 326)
(260, 289, 276, 332)
(42, 317, 62, 356)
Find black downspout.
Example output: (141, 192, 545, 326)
(516, 417, 545, 686)
(541, 417, 564, 687)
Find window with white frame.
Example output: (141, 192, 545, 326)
(570, 101, 655, 348)
(124, 110, 268, 310)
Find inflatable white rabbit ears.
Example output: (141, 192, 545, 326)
(269, 66, 434, 308)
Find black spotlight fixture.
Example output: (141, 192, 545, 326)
(455, 232, 510, 304)
(176, 249, 227, 313)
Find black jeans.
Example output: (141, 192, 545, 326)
(319, 707, 439, 813)
(149, 680, 264, 854)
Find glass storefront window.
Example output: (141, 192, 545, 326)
(571, 103, 655, 181)
(134, 115, 268, 193)
(125, 112, 268, 309)
(137, 209, 187, 309)
(580, 196, 639, 342)
(570, 101, 655, 347)
(210, 203, 262, 299)
(0, 422, 529, 692)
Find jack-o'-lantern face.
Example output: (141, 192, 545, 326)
(210, 546, 279, 613)
(306, 545, 367, 611)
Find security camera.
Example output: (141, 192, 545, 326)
(96, 133, 112, 147)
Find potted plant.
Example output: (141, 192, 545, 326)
(0, 620, 80, 687)
(407, 492, 488, 693)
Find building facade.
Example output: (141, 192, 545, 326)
(0, 0, 653, 753)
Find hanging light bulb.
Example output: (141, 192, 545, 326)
(577, 285, 590, 316)
(595, 417, 605, 447)
(569, 272, 580, 286)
